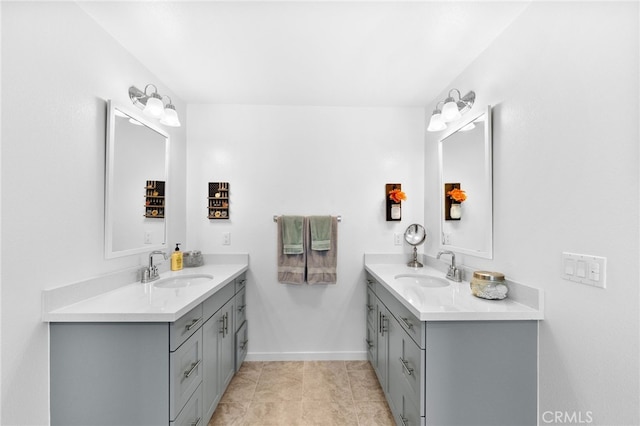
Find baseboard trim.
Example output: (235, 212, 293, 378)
(245, 351, 367, 362)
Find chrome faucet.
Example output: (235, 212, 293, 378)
(437, 250, 462, 282)
(142, 250, 168, 283)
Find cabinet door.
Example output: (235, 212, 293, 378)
(203, 311, 224, 420)
(219, 302, 235, 392)
(375, 302, 390, 393)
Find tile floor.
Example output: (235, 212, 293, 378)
(208, 361, 394, 425)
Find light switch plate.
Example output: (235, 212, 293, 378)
(562, 252, 606, 288)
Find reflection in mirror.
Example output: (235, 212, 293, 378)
(405, 223, 426, 268)
(105, 100, 169, 258)
(438, 106, 492, 259)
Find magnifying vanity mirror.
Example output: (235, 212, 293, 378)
(105, 100, 169, 258)
(405, 224, 426, 268)
(438, 106, 493, 259)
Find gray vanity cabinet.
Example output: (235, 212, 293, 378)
(50, 273, 248, 426)
(365, 274, 537, 426)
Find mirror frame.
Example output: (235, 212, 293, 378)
(105, 100, 170, 259)
(438, 105, 493, 259)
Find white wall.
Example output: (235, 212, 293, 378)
(424, 3, 639, 425)
(187, 105, 424, 359)
(1, 3, 187, 425)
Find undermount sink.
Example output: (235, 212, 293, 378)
(394, 274, 450, 288)
(154, 274, 214, 289)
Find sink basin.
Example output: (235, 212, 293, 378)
(154, 274, 214, 289)
(394, 274, 450, 288)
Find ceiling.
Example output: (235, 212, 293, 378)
(78, 1, 530, 107)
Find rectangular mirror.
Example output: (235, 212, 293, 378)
(438, 106, 493, 259)
(105, 100, 169, 258)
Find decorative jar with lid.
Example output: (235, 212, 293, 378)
(470, 271, 508, 300)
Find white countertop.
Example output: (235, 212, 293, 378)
(43, 261, 248, 323)
(365, 258, 543, 321)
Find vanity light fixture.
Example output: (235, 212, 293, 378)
(129, 84, 182, 127)
(427, 88, 476, 132)
(159, 96, 181, 127)
(427, 101, 447, 132)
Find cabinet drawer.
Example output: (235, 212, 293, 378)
(366, 288, 376, 328)
(203, 281, 235, 321)
(235, 320, 248, 372)
(397, 328, 423, 398)
(234, 286, 247, 332)
(376, 282, 425, 348)
(366, 321, 376, 366)
(170, 383, 203, 426)
(170, 304, 204, 352)
(388, 387, 421, 426)
(170, 328, 203, 421)
(366, 275, 377, 293)
(235, 273, 247, 294)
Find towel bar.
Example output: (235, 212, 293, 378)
(273, 215, 342, 223)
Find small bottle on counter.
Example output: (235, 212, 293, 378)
(470, 271, 508, 300)
(171, 243, 183, 271)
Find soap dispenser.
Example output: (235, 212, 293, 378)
(171, 243, 183, 271)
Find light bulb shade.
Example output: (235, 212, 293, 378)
(160, 104, 181, 127)
(427, 111, 446, 132)
(441, 97, 461, 122)
(143, 93, 164, 118)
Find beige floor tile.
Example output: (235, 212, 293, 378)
(261, 361, 304, 373)
(236, 361, 264, 382)
(303, 369, 352, 401)
(253, 376, 304, 402)
(208, 402, 247, 426)
(260, 361, 305, 383)
(304, 360, 347, 373)
(347, 370, 386, 402)
(241, 401, 304, 426)
(345, 360, 372, 371)
(354, 400, 395, 425)
(301, 399, 358, 426)
(220, 374, 258, 405)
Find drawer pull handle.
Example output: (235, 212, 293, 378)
(190, 417, 202, 426)
(238, 279, 247, 286)
(184, 359, 201, 378)
(399, 414, 409, 426)
(224, 312, 229, 335)
(366, 304, 374, 313)
(399, 357, 414, 376)
(240, 339, 249, 350)
(237, 304, 246, 313)
(400, 317, 414, 330)
(379, 313, 387, 336)
(185, 317, 202, 332)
